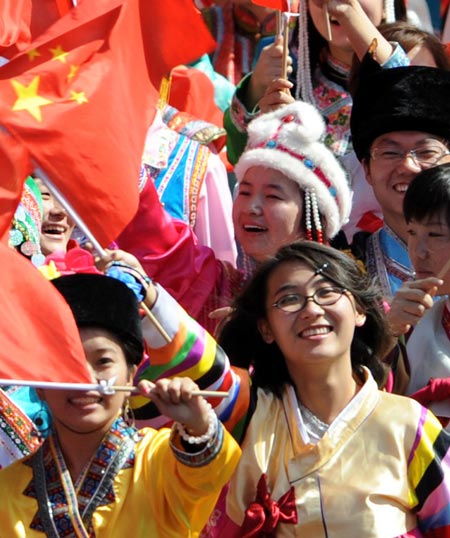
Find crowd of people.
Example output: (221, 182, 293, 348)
(2, 0, 450, 536)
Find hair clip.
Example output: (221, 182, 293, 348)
(314, 263, 329, 275)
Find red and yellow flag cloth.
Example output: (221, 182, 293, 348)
(0, 0, 215, 384)
(0, 0, 215, 248)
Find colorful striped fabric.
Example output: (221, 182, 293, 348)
(132, 285, 248, 437)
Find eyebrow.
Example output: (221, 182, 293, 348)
(273, 277, 330, 296)
(93, 347, 118, 355)
(239, 181, 284, 191)
(375, 136, 441, 146)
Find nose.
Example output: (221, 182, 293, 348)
(299, 296, 324, 317)
(397, 153, 422, 173)
(411, 236, 429, 261)
(48, 198, 67, 217)
(247, 194, 264, 215)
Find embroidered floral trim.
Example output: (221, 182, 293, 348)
(23, 418, 139, 537)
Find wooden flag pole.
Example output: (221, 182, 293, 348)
(0, 379, 229, 399)
(324, 4, 333, 42)
(34, 164, 171, 344)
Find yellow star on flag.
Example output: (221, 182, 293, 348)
(70, 90, 88, 105)
(67, 65, 79, 81)
(11, 76, 53, 122)
(50, 45, 69, 63)
(27, 49, 41, 61)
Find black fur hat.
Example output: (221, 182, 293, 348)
(351, 62, 450, 161)
(52, 273, 144, 364)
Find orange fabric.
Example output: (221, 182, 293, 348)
(0, 242, 91, 383)
(0, 129, 32, 244)
(251, 0, 290, 10)
(0, 0, 31, 52)
(169, 65, 225, 132)
(0, 0, 214, 247)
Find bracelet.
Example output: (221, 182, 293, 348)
(175, 406, 217, 445)
(107, 261, 152, 301)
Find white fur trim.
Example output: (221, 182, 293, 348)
(235, 102, 351, 238)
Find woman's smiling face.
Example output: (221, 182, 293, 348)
(259, 260, 366, 371)
(232, 166, 304, 262)
(41, 327, 135, 437)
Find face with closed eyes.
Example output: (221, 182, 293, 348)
(232, 166, 304, 262)
(35, 178, 75, 255)
(258, 261, 366, 372)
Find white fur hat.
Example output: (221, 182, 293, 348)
(234, 101, 351, 240)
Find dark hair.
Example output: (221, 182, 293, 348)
(219, 241, 391, 396)
(349, 21, 450, 95)
(404, 162, 450, 230)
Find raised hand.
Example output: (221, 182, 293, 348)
(137, 377, 212, 436)
(259, 77, 294, 113)
(387, 277, 443, 336)
(246, 35, 293, 109)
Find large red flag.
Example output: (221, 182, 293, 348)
(0, 0, 80, 58)
(0, 0, 215, 247)
(251, 0, 290, 10)
(0, 129, 32, 244)
(0, 242, 91, 383)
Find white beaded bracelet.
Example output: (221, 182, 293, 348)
(176, 406, 217, 445)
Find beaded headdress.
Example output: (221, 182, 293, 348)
(9, 176, 45, 266)
(234, 101, 351, 242)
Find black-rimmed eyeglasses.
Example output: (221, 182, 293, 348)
(272, 286, 347, 314)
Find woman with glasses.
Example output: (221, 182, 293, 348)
(210, 240, 450, 536)
(97, 240, 450, 535)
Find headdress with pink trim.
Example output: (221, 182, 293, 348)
(234, 101, 351, 242)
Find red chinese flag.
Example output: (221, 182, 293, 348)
(0, 242, 91, 383)
(0, 0, 82, 58)
(0, 128, 32, 244)
(0, 0, 215, 247)
(251, 0, 290, 10)
(0, 0, 31, 52)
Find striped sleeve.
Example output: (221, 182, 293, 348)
(131, 284, 250, 436)
(407, 406, 450, 536)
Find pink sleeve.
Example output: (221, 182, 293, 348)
(117, 177, 222, 320)
(194, 150, 237, 266)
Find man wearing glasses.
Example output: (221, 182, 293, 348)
(349, 63, 450, 299)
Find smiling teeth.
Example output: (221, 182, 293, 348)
(43, 225, 65, 234)
(301, 327, 331, 337)
(244, 225, 267, 232)
(394, 184, 408, 193)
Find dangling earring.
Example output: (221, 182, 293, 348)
(32, 401, 51, 438)
(123, 398, 135, 428)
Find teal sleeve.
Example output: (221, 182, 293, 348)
(224, 107, 248, 166)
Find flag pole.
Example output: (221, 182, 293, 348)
(33, 163, 171, 344)
(33, 164, 108, 259)
(324, 4, 333, 42)
(0, 378, 229, 398)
